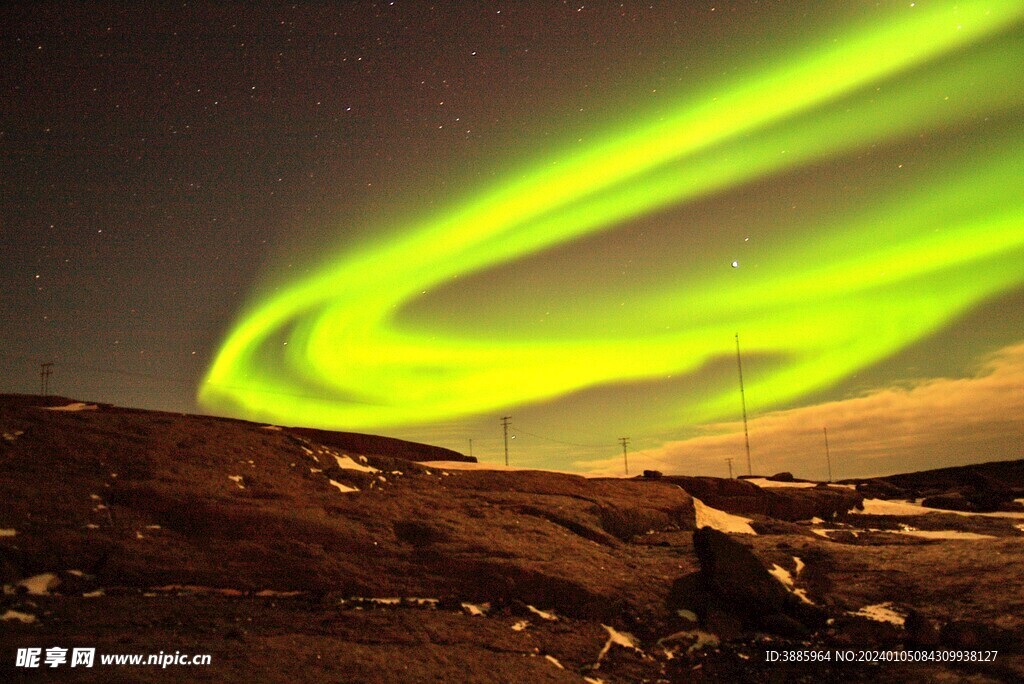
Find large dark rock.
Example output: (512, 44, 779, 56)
(670, 527, 825, 637)
(693, 527, 789, 618)
(921, 492, 978, 512)
(662, 475, 862, 521)
(855, 478, 909, 500)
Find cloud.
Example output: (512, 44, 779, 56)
(577, 342, 1024, 480)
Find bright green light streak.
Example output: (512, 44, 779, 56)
(200, 1, 1024, 431)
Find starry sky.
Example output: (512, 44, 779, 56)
(3, 1, 1023, 479)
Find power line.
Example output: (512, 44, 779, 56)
(509, 425, 610, 449)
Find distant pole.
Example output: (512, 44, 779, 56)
(735, 334, 752, 476)
(40, 362, 54, 397)
(619, 437, 630, 475)
(501, 416, 511, 466)
(823, 427, 833, 483)
(726, 457, 734, 479)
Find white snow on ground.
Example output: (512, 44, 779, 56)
(1015, 524, 1024, 533)
(657, 629, 720, 656)
(261, 425, 282, 431)
(342, 597, 438, 607)
(769, 562, 815, 605)
(461, 602, 490, 616)
(692, 497, 756, 535)
(418, 461, 590, 476)
(527, 605, 558, 621)
(83, 590, 105, 598)
(744, 478, 818, 489)
(851, 602, 905, 626)
(793, 557, 805, 576)
(329, 480, 358, 494)
(41, 402, 98, 412)
(227, 475, 244, 489)
(810, 517, 825, 524)
(853, 499, 928, 515)
(255, 590, 304, 598)
(1, 609, 37, 624)
(544, 655, 565, 669)
(769, 564, 794, 588)
(511, 620, 529, 631)
(333, 454, 380, 473)
(19, 573, 59, 595)
(0, 529, 16, 537)
(896, 529, 996, 540)
(854, 498, 1024, 518)
(595, 624, 641, 666)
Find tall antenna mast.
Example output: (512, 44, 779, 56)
(735, 334, 752, 476)
(619, 437, 630, 476)
(823, 426, 833, 483)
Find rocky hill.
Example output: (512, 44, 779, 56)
(2, 395, 1023, 682)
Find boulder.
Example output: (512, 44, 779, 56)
(921, 492, 978, 512)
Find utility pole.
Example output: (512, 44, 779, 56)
(619, 437, 630, 476)
(735, 334, 752, 476)
(40, 362, 54, 397)
(726, 457, 734, 479)
(823, 426, 833, 483)
(500, 416, 511, 466)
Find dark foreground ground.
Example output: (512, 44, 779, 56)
(2, 395, 1023, 682)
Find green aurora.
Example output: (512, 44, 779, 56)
(199, 1, 1024, 461)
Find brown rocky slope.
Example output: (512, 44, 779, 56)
(2, 395, 1023, 682)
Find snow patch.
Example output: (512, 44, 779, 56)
(1015, 523, 1024, 533)
(1, 609, 36, 624)
(227, 475, 244, 489)
(461, 602, 490, 616)
(511, 620, 529, 631)
(851, 602, 905, 626)
(83, 589, 105, 598)
(41, 402, 97, 412)
(896, 529, 996, 540)
(527, 605, 557, 621)
(692, 496, 756, 535)
(810, 517, 825, 524)
(793, 557, 805, 576)
(745, 478, 818, 489)
(595, 624, 641, 665)
(769, 564, 793, 588)
(261, 425, 282, 431)
(855, 498, 1024, 519)
(19, 573, 59, 595)
(544, 655, 564, 669)
(658, 629, 720, 654)
(329, 480, 358, 494)
(0, 529, 16, 537)
(334, 454, 379, 473)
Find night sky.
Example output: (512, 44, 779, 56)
(3, 1, 1023, 479)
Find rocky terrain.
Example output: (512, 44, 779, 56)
(2, 394, 1023, 682)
